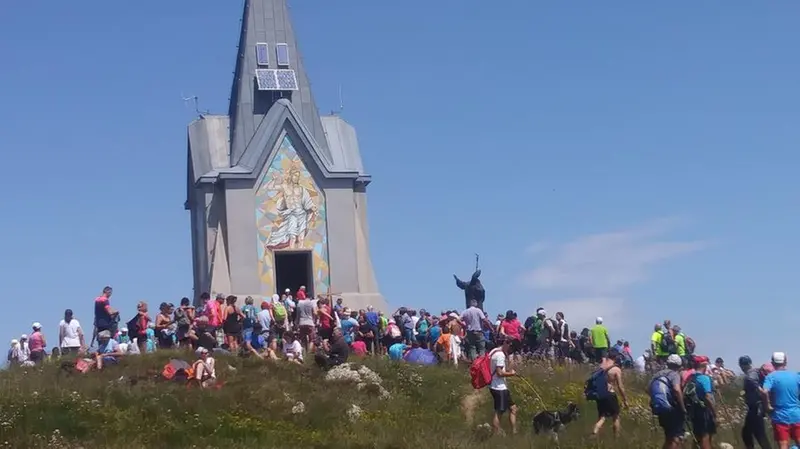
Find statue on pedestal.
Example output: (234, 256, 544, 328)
(454, 254, 485, 311)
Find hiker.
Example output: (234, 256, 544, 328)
(155, 302, 176, 349)
(365, 305, 380, 353)
(16, 335, 32, 366)
(498, 310, 523, 362)
(93, 286, 118, 337)
(93, 330, 124, 370)
(686, 355, 717, 449)
(461, 300, 489, 361)
(191, 347, 216, 388)
(58, 309, 85, 356)
(174, 297, 195, 348)
(649, 354, 686, 449)
(740, 355, 772, 449)
(711, 357, 736, 386)
(296, 292, 318, 354)
(316, 297, 335, 342)
(222, 295, 244, 352)
(588, 350, 628, 438)
(588, 317, 610, 363)
(761, 352, 800, 449)
(28, 323, 47, 364)
(523, 308, 545, 355)
(282, 331, 303, 364)
(489, 336, 517, 435)
(553, 312, 570, 362)
(315, 328, 349, 369)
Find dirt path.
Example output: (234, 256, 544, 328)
(461, 389, 486, 425)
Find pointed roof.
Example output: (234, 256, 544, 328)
(228, 0, 331, 166)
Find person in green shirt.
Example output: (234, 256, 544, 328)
(588, 317, 610, 363)
(672, 325, 686, 357)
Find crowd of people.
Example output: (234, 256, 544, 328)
(6, 285, 800, 449)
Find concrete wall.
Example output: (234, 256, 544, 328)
(323, 187, 358, 294)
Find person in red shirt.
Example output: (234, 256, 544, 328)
(317, 297, 334, 341)
(296, 286, 307, 300)
(499, 310, 524, 357)
(94, 286, 118, 335)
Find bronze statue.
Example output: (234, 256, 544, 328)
(454, 254, 485, 310)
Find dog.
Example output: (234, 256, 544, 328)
(532, 402, 580, 444)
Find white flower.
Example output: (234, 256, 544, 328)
(291, 401, 306, 414)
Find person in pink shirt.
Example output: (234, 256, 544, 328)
(499, 310, 523, 356)
(296, 286, 307, 300)
(28, 322, 47, 364)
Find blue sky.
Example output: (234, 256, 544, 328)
(1, 1, 798, 368)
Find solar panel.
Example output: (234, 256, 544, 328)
(276, 69, 299, 91)
(255, 69, 279, 90)
(276, 43, 290, 66)
(255, 43, 269, 66)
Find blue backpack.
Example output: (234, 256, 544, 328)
(242, 305, 257, 329)
(584, 368, 612, 401)
(649, 375, 675, 415)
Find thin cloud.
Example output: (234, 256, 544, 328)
(520, 218, 707, 296)
(540, 297, 626, 331)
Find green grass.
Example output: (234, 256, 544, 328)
(0, 353, 750, 448)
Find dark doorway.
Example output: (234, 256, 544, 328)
(274, 251, 314, 298)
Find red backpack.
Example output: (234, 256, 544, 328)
(470, 348, 502, 389)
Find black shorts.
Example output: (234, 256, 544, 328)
(594, 347, 608, 361)
(657, 409, 685, 439)
(691, 408, 716, 437)
(596, 394, 620, 418)
(490, 388, 515, 414)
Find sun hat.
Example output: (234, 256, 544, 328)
(20, 334, 27, 340)
(98, 330, 111, 339)
(772, 352, 787, 365)
(666, 354, 682, 366)
(32, 322, 42, 330)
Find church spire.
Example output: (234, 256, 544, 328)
(227, 0, 331, 166)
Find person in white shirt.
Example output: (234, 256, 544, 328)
(282, 331, 304, 364)
(58, 309, 85, 355)
(490, 337, 518, 434)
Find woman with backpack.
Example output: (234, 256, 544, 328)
(174, 297, 195, 348)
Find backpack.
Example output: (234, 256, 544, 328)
(273, 303, 287, 322)
(648, 375, 675, 415)
(470, 348, 502, 389)
(242, 305, 257, 329)
(684, 336, 696, 355)
(126, 314, 142, 338)
(417, 318, 430, 335)
(660, 332, 677, 354)
(585, 368, 612, 401)
(174, 307, 191, 328)
(683, 373, 704, 409)
(388, 324, 402, 339)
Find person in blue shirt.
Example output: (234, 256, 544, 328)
(428, 319, 442, 348)
(762, 351, 800, 449)
(388, 342, 408, 361)
(340, 310, 359, 345)
(93, 330, 124, 370)
(689, 357, 717, 449)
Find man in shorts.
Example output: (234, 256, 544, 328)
(592, 350, 628, 438)
(652, 354, 687, 449)
(489, 337, 518, 435)
(761, 351, 800, 449)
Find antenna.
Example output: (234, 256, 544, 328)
(338, 84, 344, 113)
(331, 84, 344, 116)
(181, 93, 209, 118)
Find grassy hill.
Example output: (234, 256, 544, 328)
(0, 353, 748, 448)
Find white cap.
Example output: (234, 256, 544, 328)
(32, 322, 42, 329)
(285, 288, 291, 293)
(120, 327, 128, 333)
(537, 309, 547, 316)
(666, 354, 682, 366)
(10, 339, 18, 345)
(20, 334, 27, 340)
(596, 317, 604, 324)
(772, 351, 787, 365)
